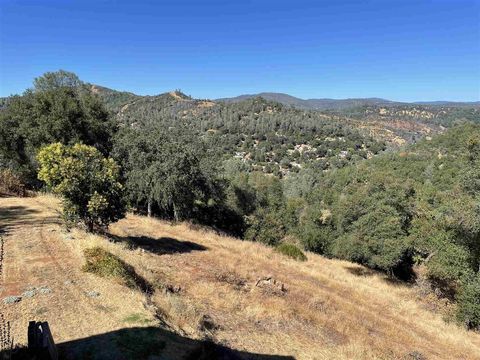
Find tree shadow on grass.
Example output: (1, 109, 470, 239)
(6, 326, 296, 360)
(344, 266, 376, 277)
(344, 265, 417, 286)
(106, 233, 207, 255)
(0, 205, 60, 236)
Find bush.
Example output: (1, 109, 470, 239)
(276, 243, 307, 261)
(245, 209, 285, 246)
(82, 247, 140, 289)
(37, 143, 125, 232)
(0, 169, 26, 196)
(456, 275, 480, 330)
(297, 222, 335, 255)
(426, 242, 473, 286)
(332, 204, 414, 276)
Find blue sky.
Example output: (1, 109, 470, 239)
(1, 0, 479, 101)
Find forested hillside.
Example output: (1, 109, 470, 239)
(289, 126, 480, 308)
(89, 84, 140, 113)
(217, 92, 480, 147)
(333, 104, 480, 128)
(1, 71, 480, 332)
(111, 92, 385, 176)
(98, 85, 480, 154)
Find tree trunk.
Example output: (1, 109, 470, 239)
(147, 201, 152, 217)
(173, 203, 179, 222)
(87, 220, 94, 233)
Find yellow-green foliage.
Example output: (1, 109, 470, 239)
(82, 247, 138, 289)
(276, 243, 307, 261)
(37, 143, 125, 231)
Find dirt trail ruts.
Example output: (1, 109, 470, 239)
(0, 196, 148, 350)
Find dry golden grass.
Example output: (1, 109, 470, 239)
(1, 194, 480, 359)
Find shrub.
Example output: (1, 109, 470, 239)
(332, 204, 414, 276)
(123, 313, 153, 325)
(297, 222, 335, 255)
(244, 208, 285, 246)
(0, 169, 26, 196)
(456, 275, 480, 330)
(426, 242, 472, 285)
(37, 143, 125, 232)
(276, 243, 307, 261)
(82, 247, 139, 289)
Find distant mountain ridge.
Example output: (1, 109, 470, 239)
(217, 92, 480, 110)
(3, 85, 478, 112)
(86, 85, 480, 111)
(85, 84, 480, 146)
(2, 82, 479, 152)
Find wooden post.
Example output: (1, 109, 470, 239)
(27, 321, 58, 360)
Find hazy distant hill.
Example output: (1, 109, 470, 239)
(89, 85, 479, 112)
(413, 100, 480, 107)
(217, 92, 397, 110)
(217, 92, 480, 110)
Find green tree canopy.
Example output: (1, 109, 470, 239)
(37, 143, 125, 232)
(0, 70, 114, 185)
(114, 126, 215, 221)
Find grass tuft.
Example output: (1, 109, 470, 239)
(82, 247, 140, 289)
(123, 313, 154, 325)
(275, 243, 307, 261)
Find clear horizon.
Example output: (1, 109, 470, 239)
(1, 0, 479, 101)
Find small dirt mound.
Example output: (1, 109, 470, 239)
(215, 271, 249, 291)
(254, 275, 287, 296)
(198, 314, 221, 334)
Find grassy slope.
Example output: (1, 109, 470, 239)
(1, 195, 480, 359)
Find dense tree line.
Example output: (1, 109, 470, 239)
(0, 71, 114, 186)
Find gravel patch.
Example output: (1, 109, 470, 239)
(86, 291, 100, 298)
(3, 296, 21, 304)
(22, 289, 36, 298)
(38, 286, 52, 294)
(62, 233, 75, 241)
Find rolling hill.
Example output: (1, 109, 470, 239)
(88, 85, 459, 152)
(217, 93, 397, 110)
(80, 85, 479, 177)
(216, 92, 480, 110)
